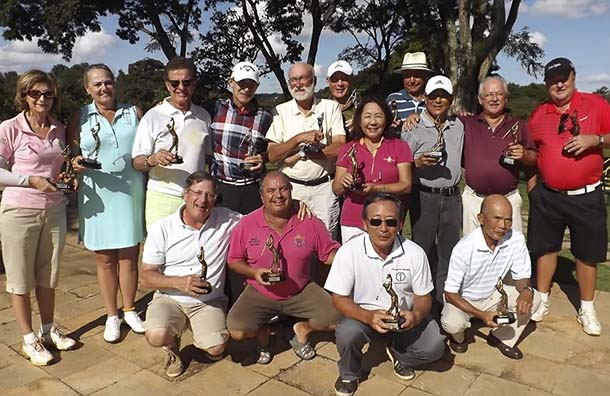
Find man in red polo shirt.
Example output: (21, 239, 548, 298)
(528, 57, 610, 336)
(226, 171, 341, 364)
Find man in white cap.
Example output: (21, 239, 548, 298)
(326, 60, 357, 137)
(208, 61, 273, 303)
(401, 75, 465, 308)
(386, 52, 434, 129)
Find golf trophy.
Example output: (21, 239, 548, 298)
(500, 122, 520, 166)
(390, 96, 399, 124)
(55, 146, 77, 192)
(493, 277, 516, 325)
(382, 274, 405, 331)
(78, 121, 102, 169)
(261, 234, 285, 284)
(429, 115, 446, 159)
(197, 246, 212, 294)
(167, 118, 184, 164)
(298, 114, 324, 156)
(240, 131, 257, 170)
(346, 144, 363, 190)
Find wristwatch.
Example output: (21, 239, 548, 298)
(298, 150, 307, 161)
(521, 285, 534, 294)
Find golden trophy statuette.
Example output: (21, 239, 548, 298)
(261, 234, 285, 284)
(382, 274, 405, 331)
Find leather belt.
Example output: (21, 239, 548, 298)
(542, 181, 601, 196)
(418, 184, 460, 196)
(288, 174, 333, 187)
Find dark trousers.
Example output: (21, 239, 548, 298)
(335, 315, 445, 381)
(408, 190, 461, 305)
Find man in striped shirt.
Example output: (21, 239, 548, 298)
(441, 195, 541, 360)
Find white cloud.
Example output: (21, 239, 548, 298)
(582, 73, 610, 84)
(529, 31, 547, 47)
(72, 30, 115, 60)
(530, 0, 608, 18)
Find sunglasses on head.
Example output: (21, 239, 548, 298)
(168, 79, 194, 88)
(27, 90, 55, 100)
(368, 218, 399, 228)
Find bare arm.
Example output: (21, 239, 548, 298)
(227, 260, 273, 286)
(322, 249, 337, 266)
(140, 263, 211, 296)
(514, 278, 534, 316)
(267, 130, 324, 163)
(400, 293, 431, 330)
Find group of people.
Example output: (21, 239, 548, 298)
(0, 50, 608, 396)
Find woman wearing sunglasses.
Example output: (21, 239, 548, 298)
(66, 64, 145, 343)
(332, 96, 413, 242)
(0, 70, 77, 365)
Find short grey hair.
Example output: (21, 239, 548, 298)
(478, 76, 509, 97)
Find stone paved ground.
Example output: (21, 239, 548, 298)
(1, 232, 610, 396)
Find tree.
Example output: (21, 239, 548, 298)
(115, 59, 167, 111)
(52, 63, 91, 122)
(594, 86, 610, 104)
(0, 71, 19, 121)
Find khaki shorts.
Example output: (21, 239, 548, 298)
(144, 292, 229, 350)
(0, 203, 66, 294)
(227, 282, 340, 332)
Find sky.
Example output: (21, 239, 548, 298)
(0, 0, 609, 95)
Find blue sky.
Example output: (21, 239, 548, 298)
(0, 0, 608, 95)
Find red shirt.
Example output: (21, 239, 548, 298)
(336, 137, 413, 228)
(529, 91, 610, 190)
(462, 113, 534, 195)
(227, 207, 340, 300)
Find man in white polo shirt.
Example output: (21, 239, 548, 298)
(132, 57, 212, 227)
(140, 171, 241, 378)
(267, 62, 346, 239)
(441, 194, 541, 360)
(325, 193, 444, 396)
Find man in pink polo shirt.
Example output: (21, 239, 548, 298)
(528, 57, 610, 336)
(227, 171, 340, 364)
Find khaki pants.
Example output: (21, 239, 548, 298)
(462, 186, 523, 236)
(291, 180, 339, 240)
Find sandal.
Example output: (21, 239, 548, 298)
(288, 335, 316, 360)
(256, 346, 272, 365)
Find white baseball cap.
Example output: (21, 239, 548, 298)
(425, 75, 453, 95)
(327, 60, 353, 78)
(231, 61, 260, 84)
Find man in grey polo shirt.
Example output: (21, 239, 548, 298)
(401, 75, 464, 307)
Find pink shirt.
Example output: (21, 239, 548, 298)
(0, 112, 66, 209)
(336, 138, 413, 227)
(228, 207, 340, 300)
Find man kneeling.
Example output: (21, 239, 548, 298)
(442, 194, 541, 359)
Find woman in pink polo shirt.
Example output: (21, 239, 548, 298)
(0, 70, 76, 366)
(333, 96, 413, 242)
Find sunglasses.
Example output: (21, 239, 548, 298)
(168, 79, 194, 88)
(558, 113, 569, 133)
(368, 218, 399, 228)
(27, 90, 55, 100)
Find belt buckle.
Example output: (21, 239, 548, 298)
(440, 186, 453, 196)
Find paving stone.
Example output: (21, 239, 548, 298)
(89, 369, 179, 396)
(246, 379, 310, 396)
(60, 308, 107, 340)
(54, 293, 105, 323)
(316, 341, 340, 361)
(464, 373, 550, 396)
(62, 355, 142, 395)
(107, 332, 164, 369)
(40, 340, 113, 379)
(0, 359, 50, 391)
(247, 346, 301, 378)
(411, 360, 478, 395)
(517, 320, 577, 363)
(180, 359, 268, 395)
(552, 364, 610, 396)
(501, 353, 563, 392)
(278, 356, 338, 396)
(357, 374, 406, 396)
(4, 377, 80, 396)
(0, 320, 25, 345)
(0, 290, 11, 309)
(398, 388, 435, 396)
(0, 343, 21, 370)
(450, 335, 510, 377)
(566, 331, 610, 374)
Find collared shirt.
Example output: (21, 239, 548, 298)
(325, 234, 433, 311)
(444, 227, 531, 301)
(336, 138, 413, 227)
(132, 98, 212, 196)
(227, 206, 340, 301)
(209, 98, 272, 184)
(0, 111, 66, 209)
(401, 110, 464, 188)
(142, 205, 242, 304)
(385, 89, 426, 121)
(462, 113, 535, 195)
(267, 97, 346, 180)
(528, 90, 610, 190)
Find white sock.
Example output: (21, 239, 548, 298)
(23, 332, 37, 344)
(107, 315, 120, 322)
(539, 292, 549, 302)
(580, 300, 595, 311)
(40, 323, 54, 334)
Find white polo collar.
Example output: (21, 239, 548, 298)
(473, 227, 512, 253)
(362, 234, 405, 263)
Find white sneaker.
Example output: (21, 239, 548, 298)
(531, 299, 550, 322)
(22, 337, 53, 366)
(104, 316, 122, 343)
(577, 308, 602, 336)
(123, 311, 145, 334)
(40, 326, 77, 351)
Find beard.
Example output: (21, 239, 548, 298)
(289, 83, 315, 102)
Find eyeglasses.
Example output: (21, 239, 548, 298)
(27, 90, 55, 100)
(288, 75, 313, 85)
(480, 92, 506, 100)
(188, 189, 217, 200)
(168, 79, 194, 88)
(367, 218, 399, 228)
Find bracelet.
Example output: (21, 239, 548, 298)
(144, 155, 153, 168)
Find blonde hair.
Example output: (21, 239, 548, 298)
(14, 70, 60, 113)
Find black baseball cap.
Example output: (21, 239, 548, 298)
(544, 57, 575, 81)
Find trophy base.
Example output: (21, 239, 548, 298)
(262, 272, 285, 284)
(500, 156, 515, 165)
(301, 143, 322, 153)
(199, 280, 212, 295)
(429, 151, 443, 158)
(54, 181, 76, 192)
(493, 312, 516, 325)
(348, 182, 363, 191)
(173, 155, 184, 164)
(383, 316, 406, 331)
(240, 163, 256, 170)
(78, 158, 102, 169)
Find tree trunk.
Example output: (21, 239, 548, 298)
(143, 1, 177, 60)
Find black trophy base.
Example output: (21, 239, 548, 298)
(173, 155, 184, 164)
(199, 280, 212, 295)
(54, 181, 76, 193)
(493, 312, 516, 325)
(240, 162, 257, 170)
(78, 158, 102, 169)
(383, 316, 406, 331)
(429, 151, 443, 159)
(262, 272, 285, 284)
(348, 181, 363, 191)
(500, 155, 515, 166)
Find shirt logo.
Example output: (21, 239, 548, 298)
(395, 271, 407, 282)
(293, 234, 306, 248)
(384, 155, 394, 163)
(248, 237, 261, 246)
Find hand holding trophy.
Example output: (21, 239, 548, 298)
(54, 146, 78, 192)
(261, 234, 285, 284)
(197, 246, 213, 294)
(493, 277, 516, 325)
(500, 122, 520, 166)
(166, 117, 184, 164)
(78, 121, 102, 169)
(429, 115, 446, 160)
(382, 274, 406, 331)
(346, 144, 363, 190)
(240, 131, 257, 171)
